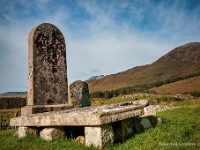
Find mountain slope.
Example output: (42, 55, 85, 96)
(86, 42, 200, 93)
(151, 76, 200, 95)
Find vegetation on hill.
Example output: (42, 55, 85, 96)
(90, 72, 200, 99)
(0, 92, 27, 98)
(0, 97, 26, 109)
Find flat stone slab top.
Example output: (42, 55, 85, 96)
(10, 100, 149, 127)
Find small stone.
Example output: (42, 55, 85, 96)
(157, 117, 162, 124)
(75, 136, 85, 144)
(40, 127, 65, 140)
(16, 126, 38, 138)
(132, 100, 149, 107)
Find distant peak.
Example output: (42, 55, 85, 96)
(87, 75, 104, 80)
(155, 42, 200, 63)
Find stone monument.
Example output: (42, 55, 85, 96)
(22, 23, 71, 116)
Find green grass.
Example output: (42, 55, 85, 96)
(1, 105, 200, 150)
(106, 105, 200, 150)
(0, 129, 97, 150)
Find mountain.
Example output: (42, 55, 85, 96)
(0, 92, 27, 98)
(87, 75, 104, 80)
(86, 42, 200, 93)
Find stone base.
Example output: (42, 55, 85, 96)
(85, 124, 114, 149)
(15, 126, 38, 138)
(21, 104, 73, 116)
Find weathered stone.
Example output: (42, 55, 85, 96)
(85, 124, 114, 149)
(15, 126, 38, 138)
(157, 117, 162, 124)
(40, 127, 65, 140)
(27, 23, 68, 106)
(10, 101, 144, 127)
(143, 105, 157, 116)
(142, 105, 178, 116)
(69, 80, 91, 108)
(131, 100, 149, 107)
(21, 104, 73, 116)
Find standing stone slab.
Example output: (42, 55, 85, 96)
(27, 23, 68, 106)
(69, 80, 91, 108)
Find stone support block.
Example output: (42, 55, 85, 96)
(143, 105, 157, 116)
(16, 126, 38, 138)
(40, 127, 65, 140)
(85, 124, 114, 149)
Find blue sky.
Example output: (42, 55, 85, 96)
(0, 0, 200, 93)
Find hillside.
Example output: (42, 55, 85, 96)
(0, 92, 27, 98)
(151, 76, 200, 95)
(86, 42, 200, 93)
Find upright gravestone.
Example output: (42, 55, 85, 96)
(27, 23, 68, 105)
(22, 23, 70, 115)
(69, 80, 91, 108)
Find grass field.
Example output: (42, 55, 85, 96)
(0, 98, 200, 150)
